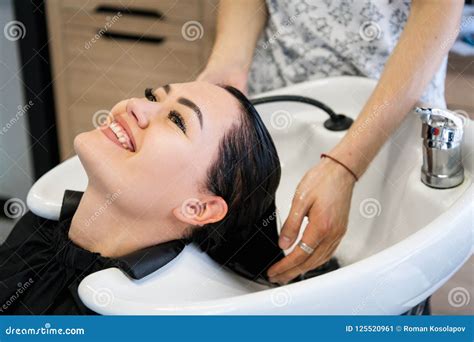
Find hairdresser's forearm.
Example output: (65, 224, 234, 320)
(206, 0, 267, 71)
(330, 0, 463, 177)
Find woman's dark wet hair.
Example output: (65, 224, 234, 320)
(188, 85, 284, 282)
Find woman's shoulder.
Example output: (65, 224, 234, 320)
(3, 211, 61, 245)
(17, 210, 57, 229)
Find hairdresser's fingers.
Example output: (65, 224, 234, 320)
(267, 243, 312, 279)
(276, 215, 348, 285)
(278, 189, 312, 249)
(267, 209, 327, 279)
(300, 238, 341, 273)
(269, 230, 342, 285)
(301, 231, 342, 271)
(269, 185, 351, 284)
(270, 250, 334, 285)
(268, 264, 309, 285)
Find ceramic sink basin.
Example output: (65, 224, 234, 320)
(27, 76, 473, 314)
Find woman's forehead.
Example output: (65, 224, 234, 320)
(171, 81, 235, 104)
(172, 81, 242, 126)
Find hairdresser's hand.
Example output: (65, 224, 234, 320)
(197, 62, 248, 95)
(267, 157, 356, 284)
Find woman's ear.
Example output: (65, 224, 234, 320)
(173, 196, 228, 227)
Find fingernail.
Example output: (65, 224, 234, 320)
(279, 235, 291, 249)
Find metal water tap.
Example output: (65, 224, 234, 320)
(415, 107, 464, 189)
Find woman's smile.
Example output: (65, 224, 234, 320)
(100, 116, 136, 152)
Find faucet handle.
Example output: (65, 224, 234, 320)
(415, 107, 463, 129)
(415, 107, 464, 147)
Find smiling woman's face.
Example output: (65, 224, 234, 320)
(74, 82, 242, 239)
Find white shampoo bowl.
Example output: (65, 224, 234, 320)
(27, 77, 473, 314)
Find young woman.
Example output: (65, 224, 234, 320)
(0, 79, 431, 315)
(0, 82, 288, 314)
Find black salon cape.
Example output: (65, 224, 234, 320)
(0, 212, 120, 315)
(0, 207, 187, 316)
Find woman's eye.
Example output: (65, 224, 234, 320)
(145, 88, 157, 102)
(168, 110, 186, 134)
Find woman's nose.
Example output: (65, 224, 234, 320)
(126, 97, 158, 129)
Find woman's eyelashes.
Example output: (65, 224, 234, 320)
(168, 110, 187, 134)
(144, 88, 186, 135)
(145, 88, 157, 102)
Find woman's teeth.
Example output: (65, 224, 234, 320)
(109, 121, 133, 151)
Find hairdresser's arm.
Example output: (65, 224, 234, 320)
(267, 0, 464, 284)
(197, 0, 268, 93)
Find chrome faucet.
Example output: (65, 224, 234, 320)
(415, 107, 464, 189)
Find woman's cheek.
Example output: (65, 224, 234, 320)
(125, 141, 195, 215)
(137, 134, 191, 180)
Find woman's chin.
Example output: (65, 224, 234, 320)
(74, 129, 124, 174)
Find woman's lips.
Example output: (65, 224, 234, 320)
(101, 125, 125, 150)
(115, 116, 137, 152)
(100, 117, 136, 152)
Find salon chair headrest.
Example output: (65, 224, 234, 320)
(60, 190, 84, 222)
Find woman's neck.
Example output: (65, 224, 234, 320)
(68, 185, 171, 258)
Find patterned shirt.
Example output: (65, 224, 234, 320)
(249, 0, 447, 108)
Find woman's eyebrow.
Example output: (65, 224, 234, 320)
(178, 97, 203, 129)
(157, 84, 203, 129)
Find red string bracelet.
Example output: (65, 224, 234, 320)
(320, 153, 358, 182)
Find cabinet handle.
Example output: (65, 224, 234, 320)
(95, 5, 165, 20)
(101, 31, 166, 45)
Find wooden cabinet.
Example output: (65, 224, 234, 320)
(46, 0, 217, 159)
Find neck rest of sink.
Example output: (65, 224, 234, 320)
(60, 190, 339, 284)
